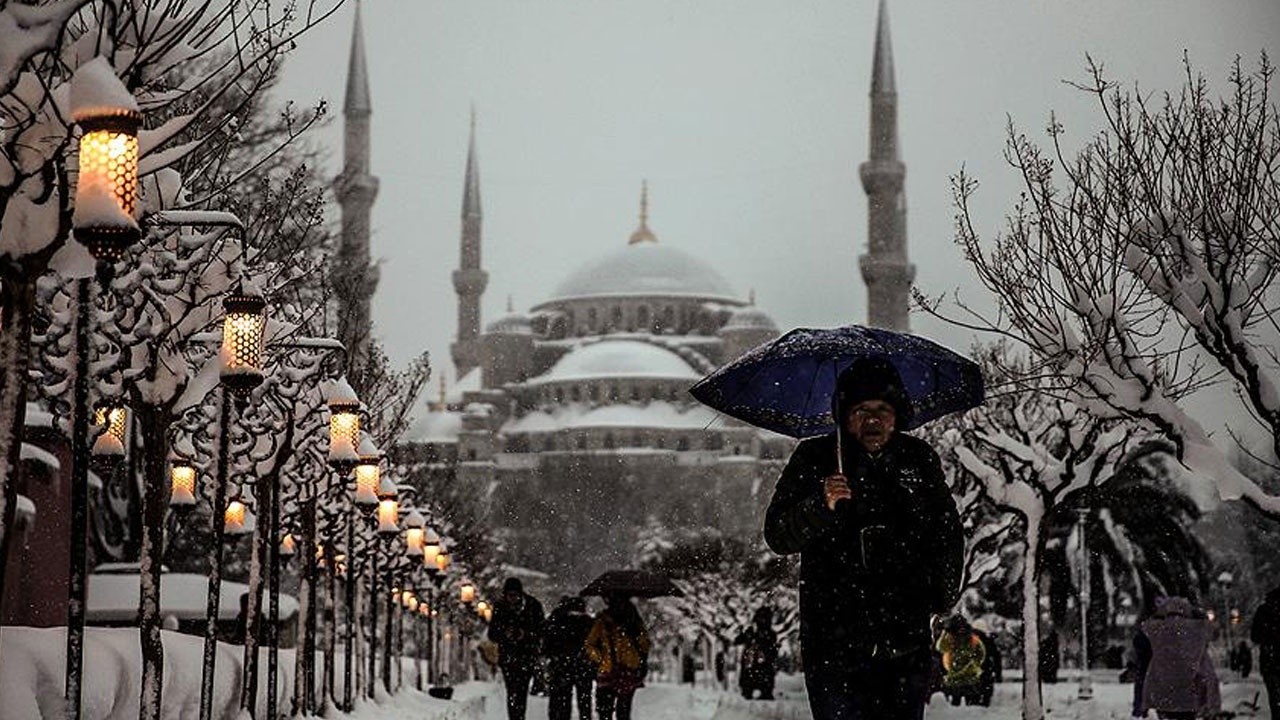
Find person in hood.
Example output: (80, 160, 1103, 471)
(735, 606, 780, 700)
(488, 577, 546, 720)
(543, 595, 595, 720)
(1253, 586, 1280, 719)
(937, 615, 986, 706)
(585, 594, 650, 720)
(765, 357, 964, 719)
(1138, 596, 1220, 720)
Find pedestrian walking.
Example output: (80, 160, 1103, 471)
(936, 615, 986, 707)
(1137, 596, 1220, 720)
(543, 595, 595, 720)
(764, 357, 965, 719)
(734, 606, 779, 700)
(1253, 586, 1280, 720)
(489, 577, 546, 720)
(972, 623, 1001, 707)
(585, 593, 650, 720)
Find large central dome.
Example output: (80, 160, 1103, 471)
(547, 241, 737, 302)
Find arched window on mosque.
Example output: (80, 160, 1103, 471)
(588, 307, 598, 332)
(655, 436, 665, 449)
(608, 385, 619, 402)
(676, 436, 690, 452)
(662, 306, 675, 334)
(555, 387, 565, 403)
(571, 386, 582, 402)
(705, 434, 724, 450)
(610, 306, 623, 330)
(637, 306, 650, 331)
(543, 435, 556, 452)
(630, 385, 640, 402)
(588, 385, 599, 403)
(576, 434, 588, 450)
(603, 432, 616, 449)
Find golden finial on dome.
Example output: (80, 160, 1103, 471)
(628, 180, 657, 245)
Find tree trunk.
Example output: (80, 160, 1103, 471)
(1021, 512, 1045, 720)
(137, 404, 173, 720)
(0, 273, 36, 630)
(198, 393, 232, 720)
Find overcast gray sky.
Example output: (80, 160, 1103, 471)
(278, 0, 1277, 419)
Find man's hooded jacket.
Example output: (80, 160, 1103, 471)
(764, 359, 963, 680)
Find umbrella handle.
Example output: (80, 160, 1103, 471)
(836, 426, 843, 476)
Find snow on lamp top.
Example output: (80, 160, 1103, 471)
(219, 289, 267, 395)
(71, 57, 142, 263)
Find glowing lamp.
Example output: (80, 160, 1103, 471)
(225, 499, 250, 535)
(91, 402, 128, 471)
(219, 290, 267, 395)
(418, 604, 430, 617)
(407, 596, 419, 612)
(476, 600, 490, 614)
(326, 378, 361, 471)
(404, 510, 425, 556)
(280, 533, 297, 558)
(435, 546, 451, 572)
(169, 459, 197, 508)
(480, 606, 493, 622)
(391, 590, 402, 605)
(377, 497, 399, 534)
(422, 528, 441, 568)
(460, 580, 476, 604)
(353, 461, 380, 508)
(71, 59, 141, 263)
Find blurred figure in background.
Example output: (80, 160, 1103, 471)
(1137, 596, 1220, 720)
(735, 606, 779, 700)
(1253, 586, 1280, 720)
(586, 593, 650, 720)
(544, 595, 595, 720)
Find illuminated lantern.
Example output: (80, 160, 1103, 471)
(403, 510, 425, 556)
(476, 600, 489, 615)
(422, 528, 441, 568)
(391, 589, 402, 605)
(169, 458, 197, 508)
(225, 498, 250, 536)
(219, 289, 267, 395)
(460, 579, 476, 604)
(480, 605, 493, 622)
(435, 545, 451, 573)
(71, 57, 142, 263)
(352, 433, 381, 509)
(325, 378, 361, 471)
(377, 497, 399, 534)
(418, 604, 430, 617)
(91, 402, 128, 471)
(407, 596, 419, 612)
(279, 533, 297, 558)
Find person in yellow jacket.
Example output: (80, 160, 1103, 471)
(586, 594, 651, 720)
(937, 615, 987, 707)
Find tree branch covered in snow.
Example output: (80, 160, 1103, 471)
(925, 54, 1280, 517)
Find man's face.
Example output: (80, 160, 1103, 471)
(844, 399, 896, 453)
(503, 590, 522, 607)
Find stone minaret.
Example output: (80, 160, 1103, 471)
(858, 0, 914, 331)
(333, 0, 380, 375)
(450, 110, 488, 378)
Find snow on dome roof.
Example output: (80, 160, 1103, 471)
(533, 340, 701, 384)
(503, 401, 718, 433)
(403, 409, 462, 444)
(485, 311, 533, 335)
(722, 305, 778, 332)
(545, 242, 737, 303)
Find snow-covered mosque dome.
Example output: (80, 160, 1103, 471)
(721, 304, 778, 333)
(535, 339, 702, 383)
(485, 309, 533, 335)
(549, 241, 737, 303)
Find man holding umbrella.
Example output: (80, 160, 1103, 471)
(764, 357, 964, 719)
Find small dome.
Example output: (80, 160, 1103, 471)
(721, 305, 778, 333)
(533, 340, 701, 383)
(402, 410, 462, 444)
(485, 310, 532, 335)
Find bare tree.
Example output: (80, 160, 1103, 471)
(933, 54, 1280, 521)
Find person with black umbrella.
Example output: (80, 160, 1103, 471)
(489, 577, 546, 720)
(764, 357, 964, 719)
(585, 593, 651, 720)
(543, 595, 595, 720)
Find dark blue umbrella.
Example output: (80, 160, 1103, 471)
(689, 325, 984, 438)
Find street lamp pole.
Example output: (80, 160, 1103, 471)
(1076, 507, 1093, 701)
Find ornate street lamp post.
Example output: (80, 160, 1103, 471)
(71, 58, 142, 268)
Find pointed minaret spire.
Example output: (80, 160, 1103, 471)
(858, 0, 914, 331)
(451, 109, 489, 379)
(334, 0, 380, 383)
(628, 180, 657, 245)
(506, 295, 514, 313)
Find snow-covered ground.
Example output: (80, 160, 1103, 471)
(1, 626, 1270, 719)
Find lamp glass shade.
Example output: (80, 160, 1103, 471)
(353, 462, 380, 507)
(279, 533, 297, 557)
(480, 606, 493, 622)
(220, 293, 267, 394)
(407, 596, 419, 612)
(169, 461, 197, 507)
(405, 527, 424, 556)
(92, 405, 128, 461)
(422, 542, 440, 568)
(377, 498, 399, 534)
(73, 112, 142, 261)
(460, 581, 476, 604)
(435, 550, 450, 572)
(418, 604, 430, 616)
(476, 600, 489, 613)
(327, 404, 360, 469)
(225, 499, 248, 535)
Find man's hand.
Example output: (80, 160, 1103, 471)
(823, 474, 853, 511)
